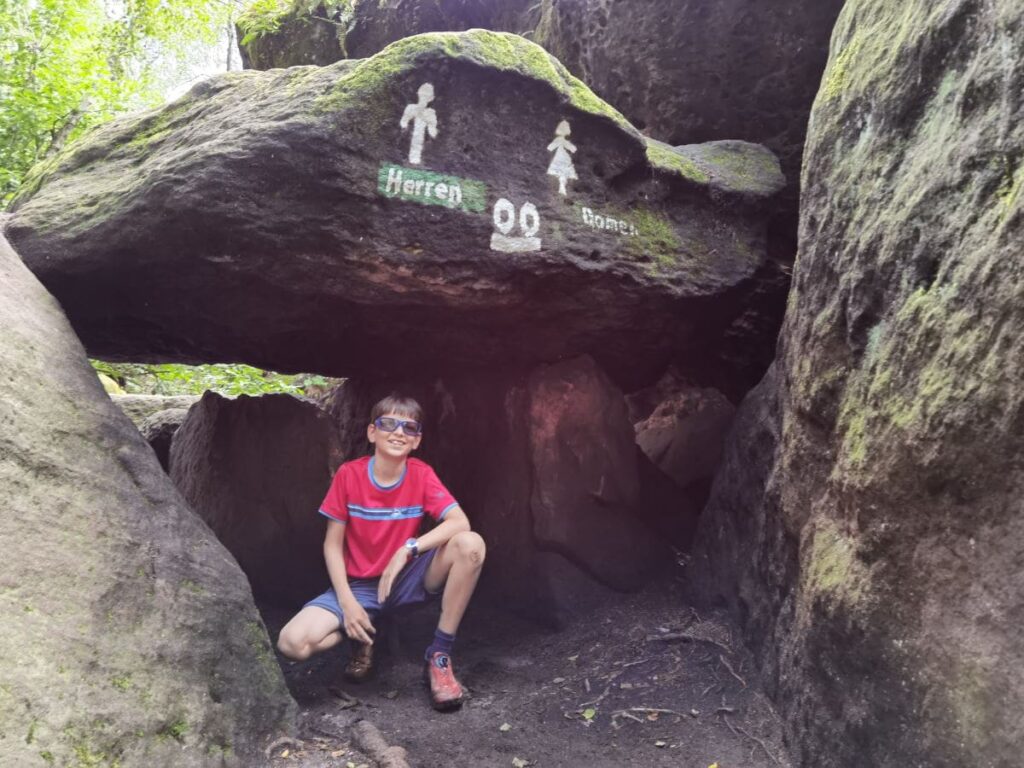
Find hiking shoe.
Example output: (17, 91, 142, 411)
(344, 642, 374, 683)
(425, 652, 464, 711)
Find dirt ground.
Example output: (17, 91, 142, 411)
(261, 577, 792, 768)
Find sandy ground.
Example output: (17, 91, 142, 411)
(261, 575, 792, 768)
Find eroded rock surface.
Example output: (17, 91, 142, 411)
(0, 231, 294, 766)
(112, 393, 200, 428)
(694, 2, 1024, 766)
(7, 31, 782, 390)
(169, 392, 343, 606)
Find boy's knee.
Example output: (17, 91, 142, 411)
(277, 628, 309, 661)
(452, 531, 486, 567)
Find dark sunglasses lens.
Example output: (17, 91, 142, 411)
(377, 417, 399, 432)
(403, 421, 422, 436)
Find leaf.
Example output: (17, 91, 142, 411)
(512, 758, 529, 768)
(582, 708, 596, 721)
(280, 749, 289, 758)
(654, 740, 666, 748)
(709, 763, 719, 768)
(499, 722, 511, 732)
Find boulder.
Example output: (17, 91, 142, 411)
(238, 1, 843, 254)
(169, 392, 344, 606)
(112, 393, 201, 428)
(528, 356, 666, 589)
(693, 2, 1024, 766)
(0, 230, 294, 766)
(7, 30, 783, 390)
(140, 406, 191, 471)
(630, 372, 736, 490)
(239, 0, 538, 70)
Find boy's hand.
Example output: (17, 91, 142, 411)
(377, 546, 410, 604)
(340, 599, 376, 645)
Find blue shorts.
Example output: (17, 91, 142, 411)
(304, 548, 440, 624)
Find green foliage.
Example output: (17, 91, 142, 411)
(90, 360, 335, 397)
(0, 0, 239, 208)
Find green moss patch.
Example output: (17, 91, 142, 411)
(313, 29, 634, 133)
(644, 138, 710, 184)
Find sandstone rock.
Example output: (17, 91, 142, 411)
(631, 373, 736, 490)
(239, 0, 537, 70)
(7, 30, 782, 390)
(113, 393, 201, 428)
(528, 356, 667, 589)
(534, 0, 845, 245)
(0, 230, 294, 766)
(694, 2, 1024, 766)
(169, 392, 343, 606)
(140, 406, 190, 471)
(239, 1, 842, 254)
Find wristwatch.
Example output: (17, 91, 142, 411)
(404, 538, 419, 559)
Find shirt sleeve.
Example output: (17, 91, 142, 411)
(423, 466, 459, 521)
(319, 465, 348, 523)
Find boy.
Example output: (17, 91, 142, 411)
(277, 395, 486, 710)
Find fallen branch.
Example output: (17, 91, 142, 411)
(646, 632, 731, 655)
(351, 720, 411, 768)
(265, 736, 302, 760)
(719, 654, 748, 689)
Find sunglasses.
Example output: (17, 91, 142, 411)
(374, 416, 423, 437)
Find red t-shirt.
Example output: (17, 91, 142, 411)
(319, 456, 459, 578)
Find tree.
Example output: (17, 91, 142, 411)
(0, 0, 243, 207)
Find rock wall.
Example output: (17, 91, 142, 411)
(693, 2, 1024, 766)
(0, 231, 295, 766)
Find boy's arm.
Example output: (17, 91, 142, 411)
(376, 506, 471, 603)
(324, 520, 376, 645)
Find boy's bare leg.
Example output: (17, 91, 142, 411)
(423, 531, 486, 635)
(277, 606, 344, 661)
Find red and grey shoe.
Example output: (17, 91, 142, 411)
(425, 652, 464, 711)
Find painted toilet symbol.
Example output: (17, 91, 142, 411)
(490, 198, 542, 252)
(400, 83, 438, 165)
(546, 120, 578, 195)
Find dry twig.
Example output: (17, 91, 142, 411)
(719, 654, 748, 689)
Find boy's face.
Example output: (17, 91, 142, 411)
(367, 411, 422, 460)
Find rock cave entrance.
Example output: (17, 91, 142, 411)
(155, 353, 747, 630)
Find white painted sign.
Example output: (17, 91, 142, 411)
(581, 206, 638, 236)
(547, 120, 578, 196)
(400, 83, 438, 165)
(490, 198, 542, 252)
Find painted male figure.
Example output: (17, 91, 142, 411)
(277, 395, 485, 710)
(400, 83, 438, 165)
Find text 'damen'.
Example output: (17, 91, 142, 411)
(581, 206, 639, 236)
(377, 164, 487, 213)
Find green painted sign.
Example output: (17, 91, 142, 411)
(377, 163, 487, 213)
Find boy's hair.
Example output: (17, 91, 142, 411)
(370, 394, 424, 425)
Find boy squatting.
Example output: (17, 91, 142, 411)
(277, 394, 486, 710)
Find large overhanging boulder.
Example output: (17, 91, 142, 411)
(0, 230, 295, 766)
(237, 1, 843, 253)
(6, 31, 783, 390)
(693, 1, 1024, 766)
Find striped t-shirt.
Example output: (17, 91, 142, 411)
(319, 456, 459, 578)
